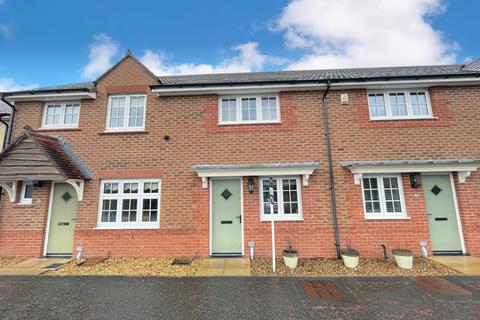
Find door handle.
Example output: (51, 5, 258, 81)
(236, 215, 242, 223)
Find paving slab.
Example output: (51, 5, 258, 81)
(196, 258, 251, 276)
(0, 258, 71, 276)
(429, 256, 480, 275)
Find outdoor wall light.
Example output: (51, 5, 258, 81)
(248, 177, 255, 194)
(32, 180, 43, 188)
(409, 173, 421, 188)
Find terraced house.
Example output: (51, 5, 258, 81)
(0, 53, 479, 260)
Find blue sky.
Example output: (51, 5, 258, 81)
(0, 0, 478, 91)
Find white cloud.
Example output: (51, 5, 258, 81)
(82, 33, 119, 79)
(276, 0, 457, 70)
(140, 42, 284, 75)
(0, 77, 37, 92)
(0, 24, 12, 38)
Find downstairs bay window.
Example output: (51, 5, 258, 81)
(260, 176, 303, 221)
(97, 179, 161, 229)
(361, 175, 408, 219)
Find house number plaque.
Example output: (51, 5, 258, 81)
(58, 222, 70, 226)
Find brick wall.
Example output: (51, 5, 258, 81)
(1, 55, 479, 258)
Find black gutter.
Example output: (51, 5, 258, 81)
(150, 73, 480, 90)
(321, 80, 341, 259)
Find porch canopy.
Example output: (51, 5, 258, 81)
(341, 159, 479, 184)
(192, 162, 320, 188)
(0, 126, 93, 202)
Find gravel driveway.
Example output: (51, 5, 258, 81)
(1, 276, 479, 319)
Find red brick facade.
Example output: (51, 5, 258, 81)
(1, 56, 479, 259)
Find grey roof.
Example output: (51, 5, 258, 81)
(0, 100, 12, 115)
(340, 159, 479, 167)
(463, 59, 480, 72)
(192, 162, 320, 170)
(157, 64, 480, 87)
(2, 81, 95, 95)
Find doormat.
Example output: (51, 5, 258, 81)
(172, 257, 194, 265)
(301, 280, 345, 300)
(416, 277, 471, 295)
(43, 263, 67, 270)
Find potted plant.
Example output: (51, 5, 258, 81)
(392, 249, 413, 270)
(283, 244, 299, 269)
(340, 243, 359, 268)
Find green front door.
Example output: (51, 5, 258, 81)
(422, 175, 463, 253)
(211, 179, 242, 255)
(46, 183, 78, 257)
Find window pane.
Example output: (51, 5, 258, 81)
(241, 98, 257, 121)
(142, 198, 158, 222)
(124, 183, 139, 194)
(221, 99, 237, 122)
(128, 96, 145, 128)
(103, 183, 119, 194)
(383, 177, 403, 213)
(363, 178, 381, 214)
(261, 97, 278, 121)
(109, 97, 126, 128)
(368, 94, 386, 117)
(410, 92, 429, 116)
(281, 179, 299, 215)
(24, 184, 34, 199)
(122, 199, 137, 222)
(262, 180, 278, 214)
(45, 105, 62, 125)
(101, 199, 117, 222)
(389, 93, 407, 116)
(64, 104, 80, 125)
(144, 182, 159, 194)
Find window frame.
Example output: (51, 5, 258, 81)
(106, 94, 147, 132)
(19, 182, 34, 205)
(360, 174, 409, 220)
(259, 176, 303, 221)
(96, 179, 161, 229)
(41, 101, 81, 129)
(218, 94, 281, 125)
(367, 89, 433, 120)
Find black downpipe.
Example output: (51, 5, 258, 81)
(0, 118, 9, 150)
(322, 81, 341, 258)
(1, 98, 15, 147)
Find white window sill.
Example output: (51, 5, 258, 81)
(370, 116, 437, 121)
(218, 121, 282, 126)
(39, 126, 79, 130)
(364, 215, 411, 220)
(95, 224, 160, 230)
(18, 202, 33, 206)
(260, 216, 304, 222)
(103, 128, 146, 133)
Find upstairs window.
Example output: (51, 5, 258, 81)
(42, 102, 80, 128)
(107, 95, 146, 131)
(219, 95, 280, 124)
(367, 90, 432, 120)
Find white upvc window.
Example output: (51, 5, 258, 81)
(19, 182, 34, 204)
(361, 175, 408, 219)
(106, 95, 146, 131)
(367, 89, 433, 120)
(42, 102, 81, 128)
(219, 95, 280, 124)
(97, 179, 161, 229)
(260, 176, 303, 221)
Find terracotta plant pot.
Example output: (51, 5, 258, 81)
(340, 248, 359, 268)
(392, 249, 413, 270)
(282, 249, 298, 269)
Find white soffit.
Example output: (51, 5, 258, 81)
(5, 92, 96, 102)
(192, 162, 320, 188)
(341, 160, 479, 184)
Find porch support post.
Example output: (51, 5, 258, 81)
(201, 177, 208, 189)
(64, 179, 85, 201)
(0, 181, 17, 202)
